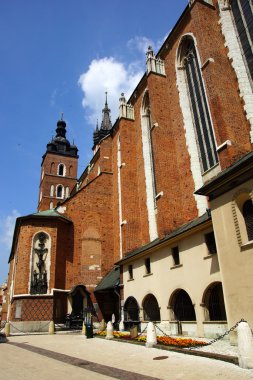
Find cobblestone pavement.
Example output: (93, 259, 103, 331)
(1, 334, 253, 380)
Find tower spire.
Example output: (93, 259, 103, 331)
(93, 93, 113, 148)
(101, 92, 112, 131)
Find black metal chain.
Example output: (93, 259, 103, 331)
(154, 319, 247, 349)
(6, 321, 51, 336)
(154, 323, 180, 344)
(202, 318, 246, 347)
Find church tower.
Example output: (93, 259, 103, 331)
(38, 117, 79, 211)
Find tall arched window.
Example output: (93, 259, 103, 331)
(142, 294, 161, 321)
(58, 163, 65, 176)
(243, 199, 253, 240)
(231, 0, 253, 82)
(56, 185, 64, 198)
(179, 37, 218, 173)
(141, 91, 158, 241)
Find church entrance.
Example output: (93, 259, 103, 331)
(66, 285, 90, 329)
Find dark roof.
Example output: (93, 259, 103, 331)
(44, 119, 78, 159)
(94, 266, 120, 292)
(195, 151, 253, 199)
(116, 212, 211, 265)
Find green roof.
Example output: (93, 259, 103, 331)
(31, 209, 72, 222)
(95, 266, 120, 292)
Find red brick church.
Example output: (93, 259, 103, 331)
(3, 0, 253, 338)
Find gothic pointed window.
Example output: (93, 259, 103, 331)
(140, 91, 158, 241)
(231, 0, 253, 82)
(180, 37, 218, 173)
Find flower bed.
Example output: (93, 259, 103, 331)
(95, 330, 207, 348)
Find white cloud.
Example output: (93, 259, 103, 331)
(0, 210, 20, 249)
(78, 35, 166, 127)
(127, 36, 155, 54)
(78, 57, 143, 127)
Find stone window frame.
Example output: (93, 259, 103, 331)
(231, 188, 253, 246)
(218, 0, 253, 142)
(230, 0, 253, 85)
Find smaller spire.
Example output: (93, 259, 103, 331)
(101, 92, 112, 131)
(61, 112, 64, 121)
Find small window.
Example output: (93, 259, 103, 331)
(58, 164, 65, 176)
(56, 185, 64, 198)
(50, 185, 54, 197)
(172, 246, 180, 266)
(145, 258, 151, 274)
(65, 187, 69, 198)
(243, 200, 253, 241)
(49, 202, 54, 209)
(205, 232, 217, 254)
(128, 265, 133, 280)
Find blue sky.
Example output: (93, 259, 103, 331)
(0, 0, 187, 284)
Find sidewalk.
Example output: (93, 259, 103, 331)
(1, 334, 253, 380)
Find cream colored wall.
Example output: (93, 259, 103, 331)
(123, 225, 221, 336)
(211, 178, 253, 329)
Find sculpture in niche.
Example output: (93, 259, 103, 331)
(30, 232, 48, 294)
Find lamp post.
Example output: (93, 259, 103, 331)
(84, 307, 93, 338)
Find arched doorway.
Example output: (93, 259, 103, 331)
(171, 289, 196, 321)
(203, 282, 227, 321)
(124, 296, 140, 331)
(66, 285, 92, 328)
(142, 294, 161, 322)
(124, 296, 140, 321)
